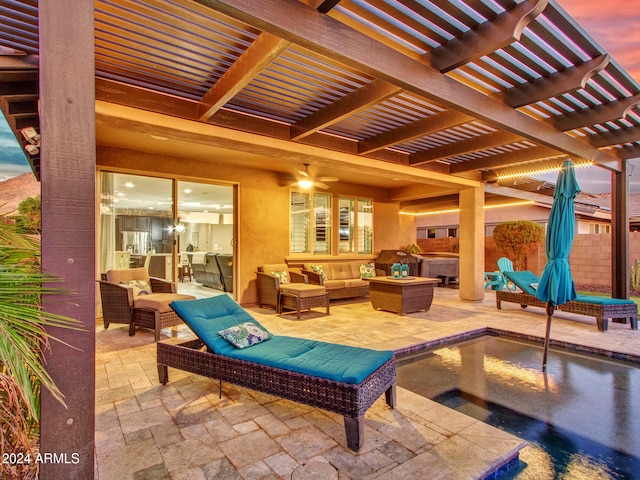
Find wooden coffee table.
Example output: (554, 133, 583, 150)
(368, 276, 440, 315)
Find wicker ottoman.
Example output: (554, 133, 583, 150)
(280, 283, 330, 319)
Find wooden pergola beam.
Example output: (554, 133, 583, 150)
(290, 79, 401, 140)
(198, 0, 622, 172)
(358, 109, 473, 154)
(409, 131, 523, 166)
(615, 144, 640, 160)
(499, 55, 610, 108)
(197, 32, 290, 121)
(449, 145, 560, 173)
(428, 0, 549, 73)
(552, 94, 640, 131)
(588, 126, 640, 148)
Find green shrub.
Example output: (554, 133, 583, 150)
(632, 259, 640, 291)
(493, 220, 545, 270)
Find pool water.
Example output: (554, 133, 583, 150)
(396, 336, 640, 480)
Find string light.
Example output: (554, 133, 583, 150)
(497, 159, 593, 181)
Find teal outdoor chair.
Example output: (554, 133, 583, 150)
(484, 257, 515, 291)
(497, 257, 516, 292)
(484, 271, 507, 291)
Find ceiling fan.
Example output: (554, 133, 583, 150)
(288, 164, 339, 189)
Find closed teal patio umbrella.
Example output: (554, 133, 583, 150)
(536, 160, 581, 372)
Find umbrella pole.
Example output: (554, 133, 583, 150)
(542, 303, 554, 372)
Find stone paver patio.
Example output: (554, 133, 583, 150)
(95, 287, 640, 479)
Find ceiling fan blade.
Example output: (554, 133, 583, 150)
(315, 182, 330, 189)
(317, 176, 339, 182)
(298, 169, 310, 178)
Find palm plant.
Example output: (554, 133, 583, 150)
(0, 213, 82, 479)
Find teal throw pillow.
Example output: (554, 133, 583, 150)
(271, 270, 290, 284)
(310, 264, 327, 281)
(359, 263, 376, 278)
(218, 322, 271, 349)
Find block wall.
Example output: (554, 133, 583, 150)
(420, 233, 640, 291)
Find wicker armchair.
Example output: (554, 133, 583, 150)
(256, 263, 308, 311)
(99, 267, 195, 341)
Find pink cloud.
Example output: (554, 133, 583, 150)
(558, 0, 640, 82)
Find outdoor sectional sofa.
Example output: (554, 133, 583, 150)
(157, 295, 397, 451)
(302, 261, 380, 300)
(497, 270, 638, 332)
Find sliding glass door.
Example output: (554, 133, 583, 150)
(99, 172, 235, 295)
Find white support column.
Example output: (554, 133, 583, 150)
(458, 187, 485, 301)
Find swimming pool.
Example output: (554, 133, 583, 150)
(396, 335, 640, 480)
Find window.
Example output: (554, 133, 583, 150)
(447, 228, 458, 238)
(357, 198, 373, 254)
(339, 197, 354, 253)
(290, 191, 331, 254)
(427, 228, 436, 239)
(290, 192, 372, 255)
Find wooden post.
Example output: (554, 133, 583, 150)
(39, 1, 96, 479)
(611, 164, 630, 299)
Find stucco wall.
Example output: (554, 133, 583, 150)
(97, 146, 415, 305)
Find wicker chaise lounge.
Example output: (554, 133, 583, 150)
(157, 295, 396, 451)
(497, 271, 638, 332)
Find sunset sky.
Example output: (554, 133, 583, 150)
(559, 0, 640, 83)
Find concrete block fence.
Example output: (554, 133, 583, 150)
(418, 233, 640, 292)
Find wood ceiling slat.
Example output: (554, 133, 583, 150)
(95, 9, 252, 65)
(516, 34, 568, 73)
(327, 8, 422, 59)
(526, 17, 586, 66)
(394, 0, 462, 40)
(499, 43, 555, 79)
(338, 0, 433, 53)
(273, 53, 371, 95)
(543, 3, 603, 59)
(362, 0, 440, 49)
(428, 0, 483, 29)
(95, 38, 222, 86)
(455, 64, 508, 92)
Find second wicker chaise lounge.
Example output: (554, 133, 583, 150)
(157, 295, 396, 451)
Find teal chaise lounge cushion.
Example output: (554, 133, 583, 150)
(170, 294, 393, 385)
(163, 294, 397, 452)
(497, 270, 637, 332)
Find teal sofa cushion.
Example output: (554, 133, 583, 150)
(171, 295, 393, 384)
(573, 295, 635, 305)
(503, 270, 540, 296)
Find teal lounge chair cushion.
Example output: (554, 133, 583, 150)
(170, 295, 393, 384)
(503, 270, 540, 296)
(573, 295, 635, 305)
(171, 295, 264, 355)
(225, 336, 392, 384)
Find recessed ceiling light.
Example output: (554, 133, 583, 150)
(150, 135, 168, 141)
(124, 182, 135, 188)
(184, 188, 192, 194)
